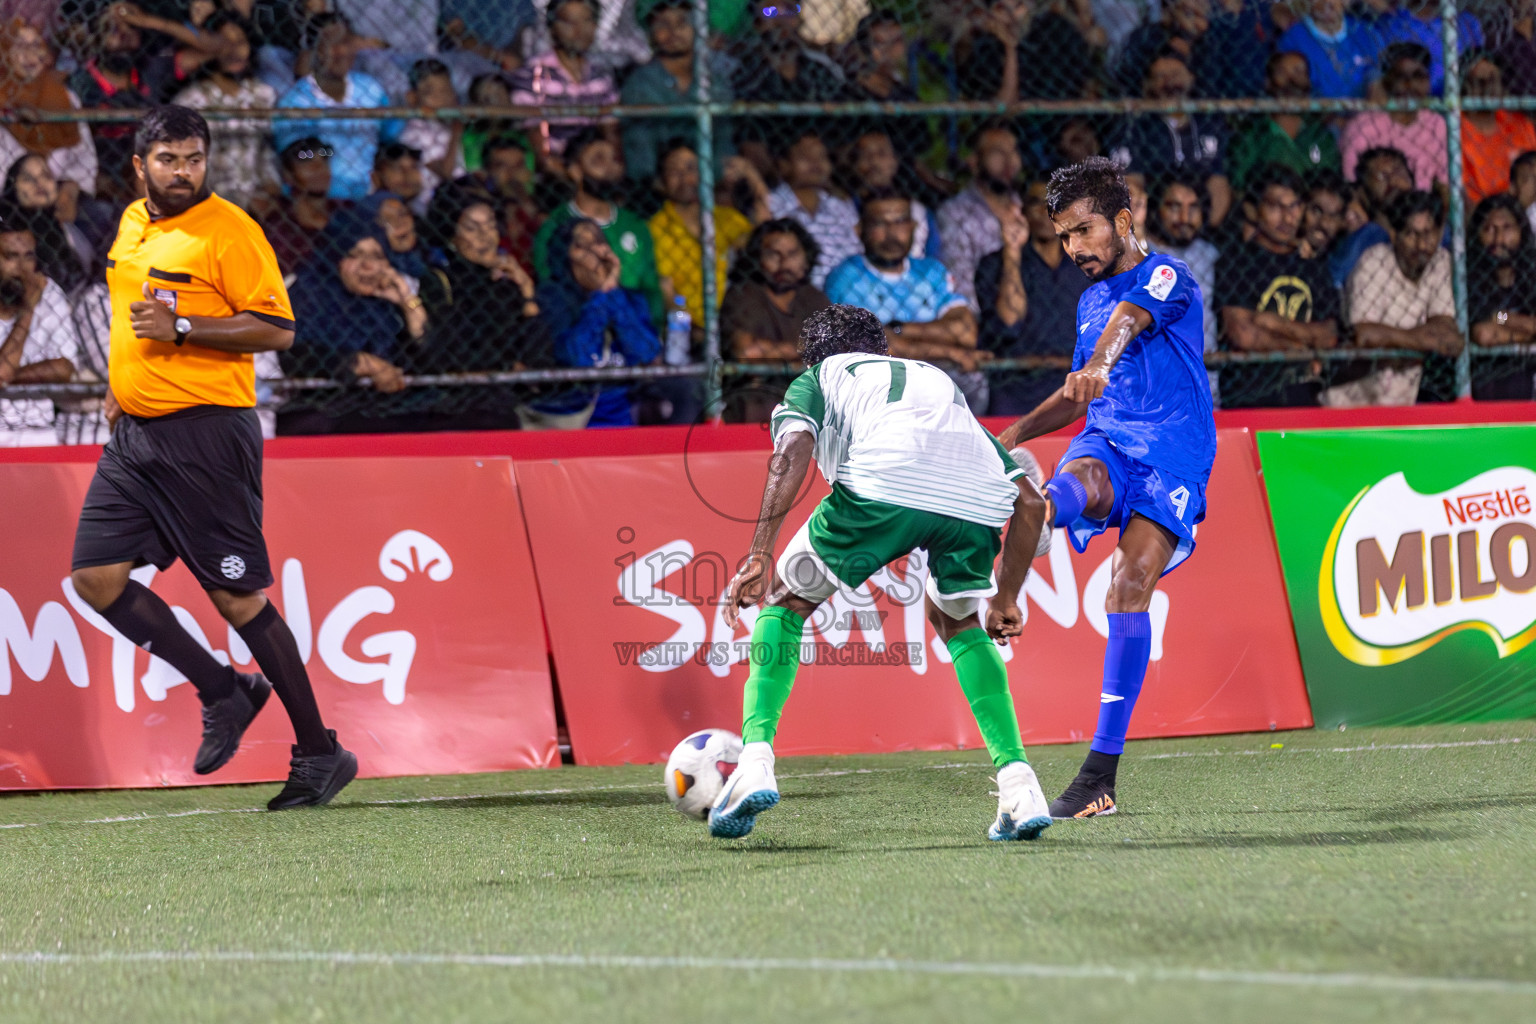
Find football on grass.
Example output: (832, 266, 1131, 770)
(664, 729, 743, 820)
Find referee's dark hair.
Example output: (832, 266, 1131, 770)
(135, 105, 211, 160)
(799, 304, 889, 367)
(1046, 156, 1132, 224)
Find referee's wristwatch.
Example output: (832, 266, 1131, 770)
(173, 316, 191, 347)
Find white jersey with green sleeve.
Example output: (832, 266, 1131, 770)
(770, 353, 1025, 528)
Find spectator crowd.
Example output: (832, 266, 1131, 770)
(0, 0, 1533, 443)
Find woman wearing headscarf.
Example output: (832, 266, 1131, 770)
(278, 210, 434, 434)
(533, 217, 661, 428)
(0, 19, 98, 201)
(358, 190, 432, 282)
(419, 181, 546, 374)
(4, 153, 89, 292)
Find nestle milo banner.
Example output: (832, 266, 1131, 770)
(1258, 426, 1536, 728)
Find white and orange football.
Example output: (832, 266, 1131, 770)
(664, 729, 744, 820)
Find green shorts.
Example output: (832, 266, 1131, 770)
(777, 484, 1003, 616)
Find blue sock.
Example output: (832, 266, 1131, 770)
(1091, 612, 1152, 755)
(1044, 474, 1088, 528)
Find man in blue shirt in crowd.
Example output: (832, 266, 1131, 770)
(998, 157, 1215, 821)
(1375, 0, 1482, 95)
(1277, 0, 1385, 98)
(825, 187, 989, 411)
(275, 13, 402, 200)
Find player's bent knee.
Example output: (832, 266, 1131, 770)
(925, 586, 982, 640)
(1063, 459, 1114, 519)
(70, 565, 131, 611)
(1105, 568, 1158, 613)
(761, 583, 818, 621)
(208, 588, 268, 627)
(1016, 478, 1047, 518)
(926, 601, 979, 642)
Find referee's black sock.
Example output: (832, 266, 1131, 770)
(101, 581, 238, 704)
(236, 602, 334, 757)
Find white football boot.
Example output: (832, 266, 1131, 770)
(988, 760, 1053, 841)
(708, 741, 780, 839)
(1008, 446, 1054, 558)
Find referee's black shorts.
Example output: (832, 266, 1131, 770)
(71, 405, 274, 591)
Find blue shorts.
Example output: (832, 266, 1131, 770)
(1055, 429, 1208, 576)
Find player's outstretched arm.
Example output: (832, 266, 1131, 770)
(986, 477, 1048, 641)
(724, 430, 815, 629)
(996, 389, 1089, 448)
(998, 299, 1150, 447)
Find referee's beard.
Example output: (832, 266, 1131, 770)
(145, 176, 212, 219)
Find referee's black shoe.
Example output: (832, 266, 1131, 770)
(194, 672, 272, 775)
(267, 731, 358, 811)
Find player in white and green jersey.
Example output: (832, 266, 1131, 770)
(711, 304, 1053, 843)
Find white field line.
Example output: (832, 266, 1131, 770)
(0, 737, 1528, 833)
(0, 950, 1533, 998)
(1138, 737, 1529, 760)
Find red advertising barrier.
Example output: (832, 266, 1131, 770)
(518, 428, 1312, 766)
(0, 456, 558, 789)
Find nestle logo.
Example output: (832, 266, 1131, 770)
(1443, 487, 1532, 526)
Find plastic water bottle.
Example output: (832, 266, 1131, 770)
(665, 295, 692, 366)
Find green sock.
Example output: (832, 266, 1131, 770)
(947, 628, 1028, 768)
(741, 606, 807, 745)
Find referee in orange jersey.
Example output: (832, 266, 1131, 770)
(70, 106, 356, 809)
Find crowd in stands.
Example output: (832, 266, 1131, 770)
(0, 0, 1534, 442)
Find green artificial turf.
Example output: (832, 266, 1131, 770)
(2, 721, 1534, 1023)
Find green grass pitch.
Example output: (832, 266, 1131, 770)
(2, 720, 1534, 1023)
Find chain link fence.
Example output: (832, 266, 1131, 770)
(0, 0, 1531, 441)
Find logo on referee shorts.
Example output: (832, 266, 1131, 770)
(219, 555, 246, 580)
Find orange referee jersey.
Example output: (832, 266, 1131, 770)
(106, 193, 295, 418)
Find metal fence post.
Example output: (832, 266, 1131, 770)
(693, 0, 722, 418)
(1442, 0, 1471, 398)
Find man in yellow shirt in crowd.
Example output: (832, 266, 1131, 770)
(649, 139, 755, 331)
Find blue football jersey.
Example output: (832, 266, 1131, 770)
(1072, 253, 1216, 483)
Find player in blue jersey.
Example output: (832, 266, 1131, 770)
(997, 157, 1216, 819)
